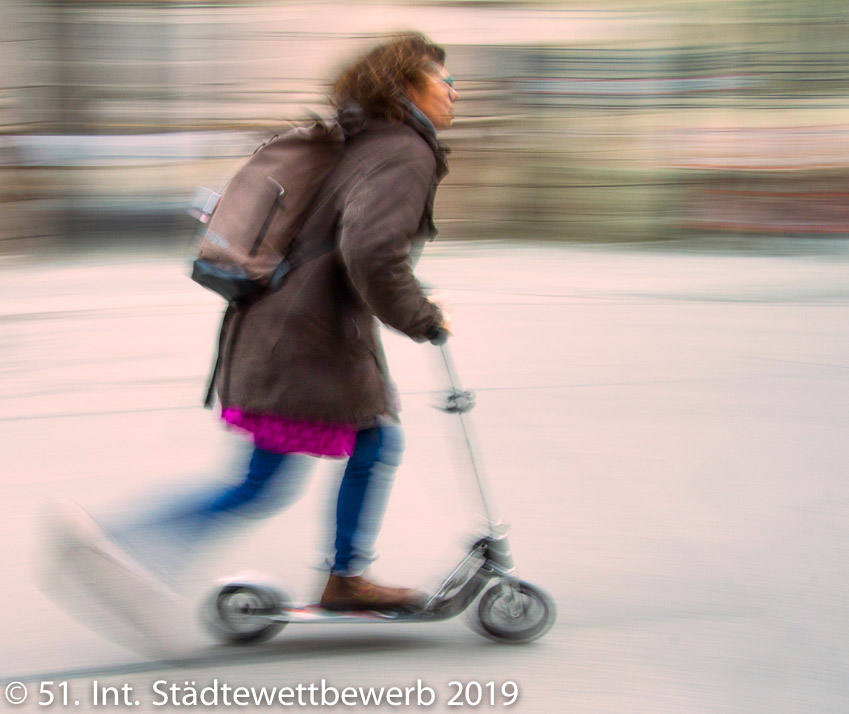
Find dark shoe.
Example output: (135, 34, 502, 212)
(319, 574, 424, 612)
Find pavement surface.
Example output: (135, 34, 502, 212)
(2, 238, 849, 713)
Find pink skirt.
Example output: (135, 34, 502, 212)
(221, 408, 357, 458)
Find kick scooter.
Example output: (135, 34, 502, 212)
(201, 341, 557, 645)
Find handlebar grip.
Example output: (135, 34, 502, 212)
(428, 326, 450, 346)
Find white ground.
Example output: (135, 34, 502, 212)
(2, 239, 849, 713)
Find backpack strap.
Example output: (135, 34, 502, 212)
(203, 303, 239, 409)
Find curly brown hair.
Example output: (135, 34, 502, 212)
(331, 33, 446, 123)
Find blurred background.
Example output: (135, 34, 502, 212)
(3, 0, 849, 256)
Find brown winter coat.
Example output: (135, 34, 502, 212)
(217, 117, 447, 428)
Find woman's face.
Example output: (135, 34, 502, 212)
(406, 64, 459, 131)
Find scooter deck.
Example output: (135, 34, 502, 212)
(264, 604, 426, 624)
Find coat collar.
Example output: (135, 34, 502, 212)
(336, 101, 449, 181)
(401, 98, 450, 181)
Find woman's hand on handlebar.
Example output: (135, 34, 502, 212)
(427, 291, 453, 344)
(429, 291, 453, 334)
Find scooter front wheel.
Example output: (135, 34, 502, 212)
(472, 580, 556, 644)
(201, 582, 288, 645)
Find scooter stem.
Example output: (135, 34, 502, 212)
(437, 342, 502, 533)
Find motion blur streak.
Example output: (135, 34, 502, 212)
(3, 1, 849, 253)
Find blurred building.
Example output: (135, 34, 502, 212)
(3, 0, 849, 253)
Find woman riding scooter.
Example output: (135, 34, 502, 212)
(59, 32, 459, 614)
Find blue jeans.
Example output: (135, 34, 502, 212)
(112, 424, 404, 584)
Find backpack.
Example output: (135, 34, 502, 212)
(189, 118, 346, 305)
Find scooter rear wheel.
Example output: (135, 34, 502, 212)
(473, 580, 556, 644)
(202, 582, 288, 644)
